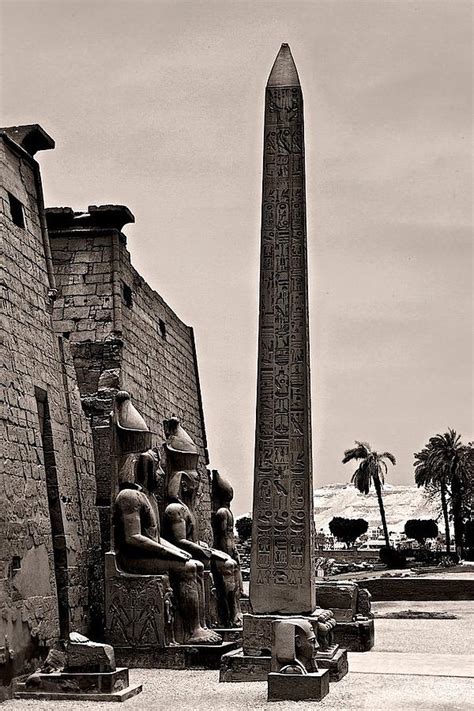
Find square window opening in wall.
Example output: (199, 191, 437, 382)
(10, 556, 21, 575)
(122, 282, 133, 308)
(159, 318, 167, 339)
(8, 192, 25, 228)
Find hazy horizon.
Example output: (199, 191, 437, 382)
(2, 0, 472, 516)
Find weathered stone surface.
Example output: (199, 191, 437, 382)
(25, 667, 128, 694)
(268, 670, 330, 702)
(66, 637, 115, 673)
(317, 647, 348, 681)
(250, 43, 315, 616)
(314, 582, 358, 619)
(332, 619, 375, 652)
(1, 126, 101, 687)
(47, 209, 212, 548)
(219, 649, 271, 683)
(115, 641, 239, 670)
(105, 552, 168, 652)
(243, 610, 337, 658)
(357, 587, 373, 618)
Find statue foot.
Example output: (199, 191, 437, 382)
(187, 627, 222, 645)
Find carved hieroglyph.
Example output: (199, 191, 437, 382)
(250, 44, 316, 615)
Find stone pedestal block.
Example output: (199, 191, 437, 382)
(66, 640, 115, 673)
(317, 647, 348, 681)
(268, 670, 330, 702)
(332, 619, 375, 652)
(116, 641, 239, 670)
(213, 628, 243, 644)
(314, 581, 358, 621)
(14, 667, 142, 702)
(219, 648, 270, 682)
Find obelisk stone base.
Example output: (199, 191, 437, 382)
(220, 612, 348, 683)
(268, 670, 330, 702)
(243, 612, 341, 657)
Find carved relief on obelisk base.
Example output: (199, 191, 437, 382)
(250, 43, 316, 616)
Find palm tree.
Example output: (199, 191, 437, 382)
(414, 448, 451, 552)
(414, 429, 471, 556)
(342, 442, 396, 548)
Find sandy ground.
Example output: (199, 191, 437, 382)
(4, 601, 473, 710)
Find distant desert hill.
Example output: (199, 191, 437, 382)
(314, 483, 441, 533)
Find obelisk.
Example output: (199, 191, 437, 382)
(250, 44, 316, 615)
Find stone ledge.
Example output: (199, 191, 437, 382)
(360, 577, 474, 601)
(14, 683, 142, 703)
(115, 640, 239, 670)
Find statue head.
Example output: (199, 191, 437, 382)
(272, 618, 318, 675)
(211, 470, 234, 509)
(135, 448, 162, 494)
(180, 469, 201, 504)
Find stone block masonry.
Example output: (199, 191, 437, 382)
(47, 204, 211, 634)
(1, 126, 102, 696)
(1, 125, 211, 694)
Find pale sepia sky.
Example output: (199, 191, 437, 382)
(2, 0, 472, 516)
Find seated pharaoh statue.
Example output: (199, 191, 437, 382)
(211, 469, 244, 627)
(112, 409, 221, 645)
(162, 418, 241, 628)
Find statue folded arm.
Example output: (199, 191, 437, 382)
(118, 492, 191, 562)
(164, 502, 214, 562)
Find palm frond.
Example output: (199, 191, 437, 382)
(380, 452, 396, 466)
(351, 460, 371, 494)
(342, 442, 370, 464)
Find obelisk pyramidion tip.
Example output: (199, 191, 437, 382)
(267, 43, 300, 87)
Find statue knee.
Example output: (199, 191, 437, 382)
(194, 560, 205, 575)
(218, 559, 236, 589)
(224, 559, 236, 575)
(184, 560, 198, 576)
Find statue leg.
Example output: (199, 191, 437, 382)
(214, 558, 242, 628)
(232, 565, 243, 627)
(212, 559, 231, 627)
(195, 560, 207, 630)
(170, 560, 221, 645)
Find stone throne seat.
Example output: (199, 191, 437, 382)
(105, 551, 169, 661)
